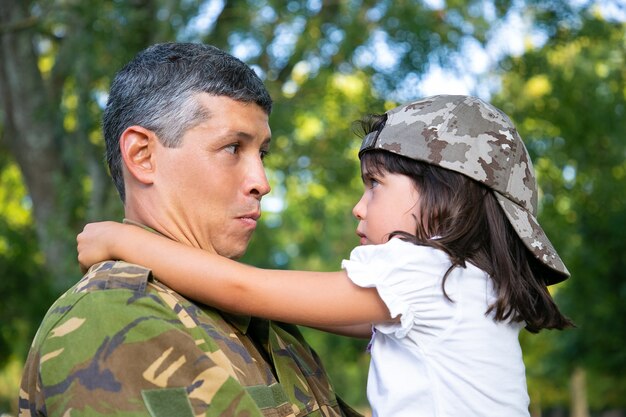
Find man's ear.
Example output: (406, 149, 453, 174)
(120, 126, 158, 185)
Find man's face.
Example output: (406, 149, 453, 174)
(153, 94, 271, 259)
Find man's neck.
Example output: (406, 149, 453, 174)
(122, 218, 256, 334)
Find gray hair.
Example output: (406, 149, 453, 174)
(103, 42, 272, 202)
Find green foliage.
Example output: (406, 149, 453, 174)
(495, 9, 626, 410)
(0, 159, 54, 366)
(1, 0, 625, 413)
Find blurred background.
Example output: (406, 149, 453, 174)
(0, 0, 624, 415)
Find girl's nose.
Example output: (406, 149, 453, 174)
(352, 194, 366, 220)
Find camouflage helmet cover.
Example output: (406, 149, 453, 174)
(359, 94, 569, 284)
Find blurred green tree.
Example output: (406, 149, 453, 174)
(494, 10, 626, 414)
(1, 0, 622, 414)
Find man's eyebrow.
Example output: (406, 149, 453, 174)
(229, 131, 254, 140)
(224, 131, 272, 143)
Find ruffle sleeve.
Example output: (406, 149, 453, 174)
(341, 238, 455, 339)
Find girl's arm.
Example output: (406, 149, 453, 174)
(77, 222, 391, 335)
(311, 324, 374, 338)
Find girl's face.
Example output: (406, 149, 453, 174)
(353, 168, 420, 245)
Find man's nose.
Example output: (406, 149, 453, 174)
(247, 158, 271, 199)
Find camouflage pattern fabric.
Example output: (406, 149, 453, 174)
(19, 261, 362, 417)
(359, 94, 569, 284)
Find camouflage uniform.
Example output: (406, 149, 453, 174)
(19, 257, 361, 416)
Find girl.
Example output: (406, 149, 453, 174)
(78, 95, 572, 417)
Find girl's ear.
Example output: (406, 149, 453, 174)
(120, 126, 158, 185)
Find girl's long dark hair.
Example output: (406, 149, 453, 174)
(356, 114, 573, 333)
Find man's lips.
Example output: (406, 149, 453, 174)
(237, 211, 261, 227)
(239, 211, 260, 221)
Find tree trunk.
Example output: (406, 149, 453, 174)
(0, 0, 75, 290)
(570, 367, 590, 417)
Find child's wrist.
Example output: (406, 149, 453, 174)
(109, 222, 126, 259)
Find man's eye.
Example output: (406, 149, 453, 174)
(225, 144, 239, 154)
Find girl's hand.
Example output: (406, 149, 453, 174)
(77, 221, 122, 273)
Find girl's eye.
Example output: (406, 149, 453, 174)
(260, 149, 270, 160)
(365, 176, 380, 189)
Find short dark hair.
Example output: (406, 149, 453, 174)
(357, 114, 573, 333)
(103, 42, 273, 202)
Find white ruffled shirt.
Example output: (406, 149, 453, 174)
(341, 238, 530, 417)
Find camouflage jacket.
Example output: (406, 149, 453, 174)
(19, 261, 362, 417)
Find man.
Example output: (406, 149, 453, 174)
(19, 43, 360, 417)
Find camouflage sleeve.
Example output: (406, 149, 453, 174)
(19, 262, 264, 417)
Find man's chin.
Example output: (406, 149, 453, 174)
(215, 231, 254, 260)
(228, 251, 245, 261)
(220, 242, 250, 261)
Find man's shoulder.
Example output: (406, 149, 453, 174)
(28, 260, 236, 359)
(71, 261, 235, 338)
(28, 262, 158, 346)
(74, 260, 153, 294)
